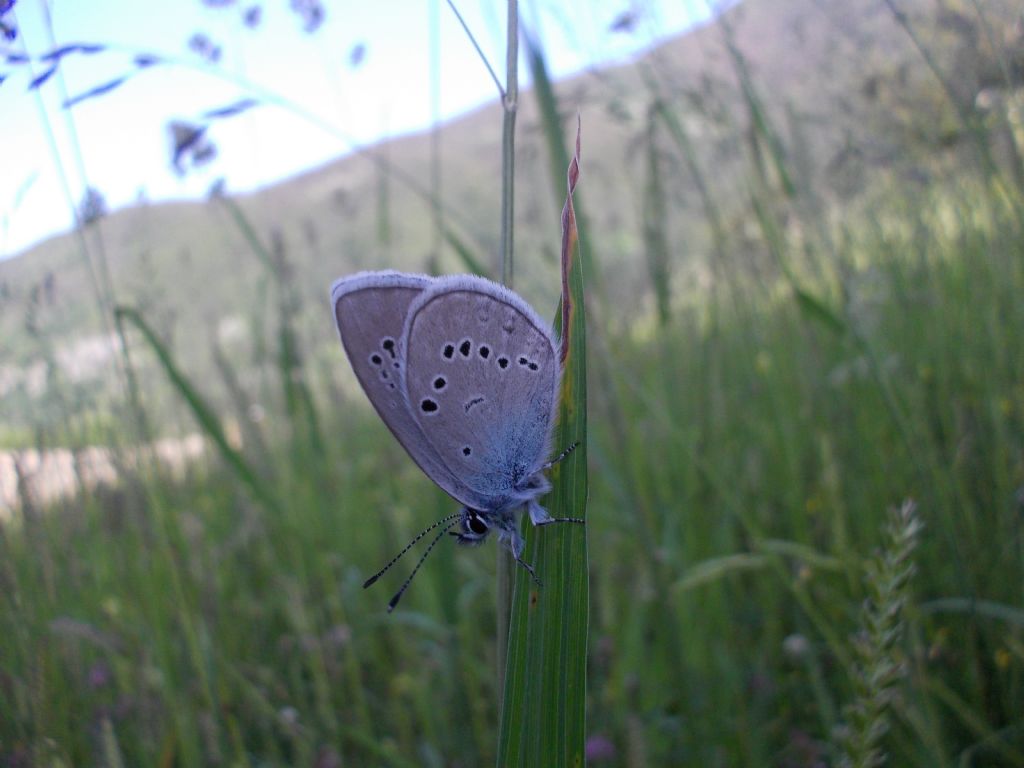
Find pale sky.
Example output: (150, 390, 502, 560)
(0, 0, 711, 258)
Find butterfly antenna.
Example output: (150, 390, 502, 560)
(363, 512, 462, 589)
(386, 520, 459, 612)
(543, 441, 580, 471)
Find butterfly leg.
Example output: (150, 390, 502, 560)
(528, 500, 585, 527)
(542, 441, 580, 471)
(528, 500, 552, 525)
(514, 554, 542, 587)
(502, 527, 543, 587)
(535, 516, 586, 526)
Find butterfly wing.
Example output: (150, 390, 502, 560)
(332, 271, 479, 502)
(401, 275, 560, 510)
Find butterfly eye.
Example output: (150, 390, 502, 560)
(468, 514, 488, 535)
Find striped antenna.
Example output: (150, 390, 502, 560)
(363, 512, 462, 589)
(386, 519, 460, 612)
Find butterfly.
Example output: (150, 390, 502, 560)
(331, 270, 581, 610)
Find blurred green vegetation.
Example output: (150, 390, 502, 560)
(2, 0, 1024, 765)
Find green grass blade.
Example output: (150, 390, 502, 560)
(497, 120, 588, 768)
(444, 224, 492, 279)
(642, 106, 671, 326)
(919, 598, 1024, 628)
(114, 305, 283, 517)
(791, 284, 846, 336)
(718, 15, 796, 198)
(673, 553, 770, 592)
(217, 195, 328, 466)
(213, 193, 275, 271)
(523, 31, 602, 297)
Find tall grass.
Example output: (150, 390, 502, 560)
(4, 177, 1024, 766)
(498, 121, 588, 767)
(3, 3, 1024, 766)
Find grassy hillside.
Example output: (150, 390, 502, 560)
(2, 0, 1024, 764)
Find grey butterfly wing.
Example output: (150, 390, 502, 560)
(401, 275, 560, 510)
(331, 271, 478, 502)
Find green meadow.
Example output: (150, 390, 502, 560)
(2, 1, 1024, 765)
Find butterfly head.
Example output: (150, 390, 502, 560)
(451, 507, 491, 546)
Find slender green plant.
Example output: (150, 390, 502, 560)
(642, 104, 671, 326)
(522, 31, 602, 297)
(836, 500, 922, 768)
(496, 0, 520, 685)
(113, 305, 282, 519)
(498, 121, 588, 767)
